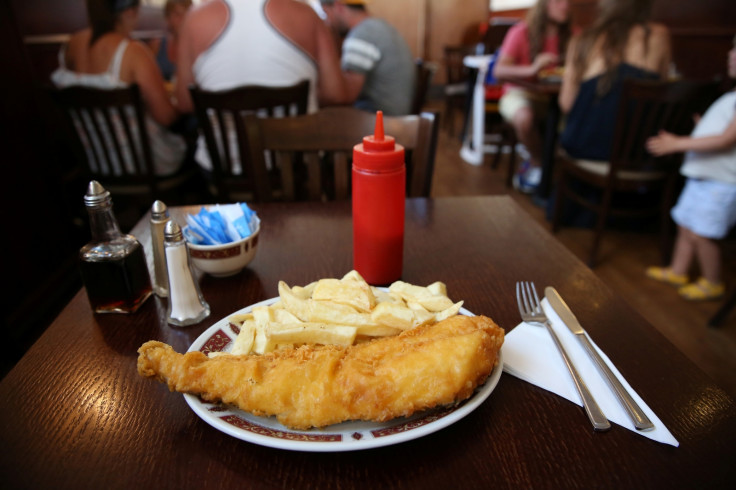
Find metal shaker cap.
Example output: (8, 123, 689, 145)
(151, 200, 169, 220)
(164, 220, 184, 243)
(83, 180, 111, 207)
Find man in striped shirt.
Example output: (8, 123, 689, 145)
(320, 0, 416, 115)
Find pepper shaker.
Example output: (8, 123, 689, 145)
(164, 220, 210, 326)
(150, 200, 170, 297)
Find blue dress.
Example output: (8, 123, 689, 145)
(156, 36, 175, 81)
(560, 63, 659, 161)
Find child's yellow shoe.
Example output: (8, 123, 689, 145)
(678, 278, 725, 301)
(645, 266, 689, 287)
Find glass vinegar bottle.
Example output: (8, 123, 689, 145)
(79, 181, 153, 313)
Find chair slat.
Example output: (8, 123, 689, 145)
(242, 106, 438, 202)
(333, 152, 350, 200)
(189, 81, 310, 202)
(552, 78, 723, 267)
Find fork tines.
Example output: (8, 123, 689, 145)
(516, 281, 542, 315)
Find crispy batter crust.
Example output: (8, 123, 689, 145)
(138, 315, 504, 429)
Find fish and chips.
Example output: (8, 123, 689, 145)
(137, 272, 505, 430)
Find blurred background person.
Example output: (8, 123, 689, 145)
(644, 42, 736, 301)
(149, 0, 192, 82)
(319, 0, 415, 116)
(492, 0, 571, 194)
(559, 0, 671, 162)
(52, 0, 186, 177)
(174, 0, 348, 173)
(175, 0, 346, 114)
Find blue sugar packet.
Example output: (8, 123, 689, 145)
(184, 203, 259, 245)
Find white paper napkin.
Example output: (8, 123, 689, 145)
(503, 298, 679, 446)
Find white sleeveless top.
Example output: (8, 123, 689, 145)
(191, 0, 319, 173)
(51, 39, 186, 177)
(193, 0, 318, 112)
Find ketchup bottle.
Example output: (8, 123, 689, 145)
(352, 111, 405, 285)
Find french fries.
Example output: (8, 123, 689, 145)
(226, 271, 463, 356)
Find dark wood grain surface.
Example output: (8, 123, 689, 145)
(1, 196, 734, 489)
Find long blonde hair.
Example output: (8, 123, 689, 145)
(572, 0, 654, 94)
(525, 0, 571, 62)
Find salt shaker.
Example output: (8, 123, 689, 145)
(164, 220, 210, 326)
(150, 200, 169, 297)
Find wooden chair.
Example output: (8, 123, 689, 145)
(442, 44, 476, 137)
(410, 58, 436, 115)
(241, 106, 439, 201)
(483, 20, 519, 186)
(48, 84, 195, 205)
(551, 78, 722, 267)
(188, 80, 310, 202)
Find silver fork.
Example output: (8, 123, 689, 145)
(516, 281, 611, 431)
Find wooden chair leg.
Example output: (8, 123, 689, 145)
(551, 172, 566, 233)
(492, 138, 502, 169)
(708, 289, 736, 327)
(505, 129, 516, 189)
(588, 187, 613, 268)
(659, 177, 678, 265)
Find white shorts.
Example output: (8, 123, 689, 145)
(671, 178, 736, 239)
(498, 88, 548, 123)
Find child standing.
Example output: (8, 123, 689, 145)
(645, 42, 736, 300)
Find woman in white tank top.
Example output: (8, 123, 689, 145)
(51, 0, 186, 177)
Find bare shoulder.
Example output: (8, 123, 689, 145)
(268, 0, 322, 29)
(181, 0, 228, 54)
(266, 0, 323, 57)
(66, 29, 91, 54)
(126, 39, 157, 63)
(647, 23, 671, 55)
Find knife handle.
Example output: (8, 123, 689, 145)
(544, 322, 611, 431)
(578, 335, 655, 431)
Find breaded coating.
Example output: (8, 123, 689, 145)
(138, 315, 504, 430)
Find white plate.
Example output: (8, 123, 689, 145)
(184, 297, 503, 452)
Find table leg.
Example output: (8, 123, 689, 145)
(534, 96, 560, 204)
(458, 69, 477, 144)
(459, 67, 488, 166)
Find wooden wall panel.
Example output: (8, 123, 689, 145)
(652, 0, 735, 80)
(365, 0, 489, 85)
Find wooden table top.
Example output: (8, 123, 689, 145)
(1, 196, 734, 489)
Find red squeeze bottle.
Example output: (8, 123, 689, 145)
(352, 111, 405, 285)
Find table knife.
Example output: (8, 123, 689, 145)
(545, 287, 655, 431)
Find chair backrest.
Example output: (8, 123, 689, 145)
(444, 44, 476, 86)
(610, 78, 723, 172)
(188, 80, 310, 201)
(242, 106, 439, 201)
(48, 84, 158, 196)
(483, 19, 517, 54)
(410, 59, 436, 115)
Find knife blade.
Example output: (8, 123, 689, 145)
(545, 287, 655, 431)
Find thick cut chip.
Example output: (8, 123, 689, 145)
(312, 278, 376, 312)
(389, 281, 454, 312)
(371, 301, 414, 330)
(230, 319, 256, 355)
(227, 272, 461, 356)
(426, 281, 448, 297)
(267, 323, 357, 346)
(435, 301, 464, 322)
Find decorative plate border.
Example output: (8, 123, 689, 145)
(184, 296, 503, 452)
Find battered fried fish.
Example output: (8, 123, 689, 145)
(137, 315, 504, 430)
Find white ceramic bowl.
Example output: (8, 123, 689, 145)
(186, 221, 260, 277)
